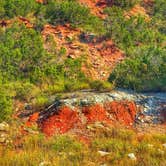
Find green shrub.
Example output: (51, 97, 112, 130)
(109, 46, 166, 91)
(33, 95, 50, 109)
(0, 90, 13, 122)
(104, 7, 164, 55)
(45, 0, 105, 34)
(90, 80, 113, 91)
(52, 135, 83, 152)
(113, 0, 140, 9)
(0, 0, 40, 19)
(152, 0, 166, 19)
(0, 23, 46, 81)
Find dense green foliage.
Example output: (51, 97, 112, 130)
(113, 0, 140, 9)
(106, 2, 166, 91)
(0, 0, 165, 120)
(0, 24, 46, 81)
(104, 7, 164, 55)
(0, 22, 107, 120)
(0, 0, 105, 34)
(109, 46, 166, 91)
(0, 89, 12, 122)
(0, 0, 40, 19)
(43, 0, 105, 34)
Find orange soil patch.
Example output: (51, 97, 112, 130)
(25, 112, 39, 127)
(40, 106, 80, 136)
(82, 104, 111, 123)
(104, 101, 137, 126)
(82, 40, 124, 80)
(42, 24, 81, 57)
(0, 17, 33, 28)
(79, 0, 106, 19)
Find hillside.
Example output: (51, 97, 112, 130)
(0, 0, 166, 165)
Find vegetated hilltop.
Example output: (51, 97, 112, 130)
(0, 0, 166, 165)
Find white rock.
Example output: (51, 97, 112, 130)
(100, 164, 107, 166)
(147, 144, 154, 148)
(162, 143, 166, 148)
(39, 161, 50, 166)
(0, 137, 6, 143)
(128, 153, 137, 160)
(0, 122, 9, 131)
(158, 149, 164, 155)
(98, 151, 110, 156)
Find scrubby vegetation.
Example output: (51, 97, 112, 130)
(0, 0, 40, 19)
(0, 1, 165, 165)
(112, 0, 140, 9)
(109, 46, 166, 91)
(105, 2, 166, 91)
(0, 0, 165, 121)
(0, 0, 165, 120)
(0, 23, 87, 119)
(44, 0, 105, 34)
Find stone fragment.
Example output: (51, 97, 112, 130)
(162, 143, 166, 148)
(39, 161, 50, 166)
(98, 150, 110, 156)
(158, 149, 164, 155)
(0, 122, 9, 131)
(128, 153, 137, 160)
(0, 137, 6, 143)
(147, 144, 154, 148)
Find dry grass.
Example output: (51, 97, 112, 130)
(0, 127, 166, 166)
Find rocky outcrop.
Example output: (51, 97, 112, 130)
(0, 122, 11, 144)
(38, 90, 166, 136)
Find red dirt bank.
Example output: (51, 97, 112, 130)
(39, 101, 137, 136)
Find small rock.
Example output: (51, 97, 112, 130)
(98, 150, 110, 157)
(24, 103, 32, 110)
(100, 164, 107, 166)
(147, 144, 154, 148)
(93, 122, 104, 128)
(162, 143, 166, 148)
(158, 149, 164, 155)
(0, 122, 9, 131)
(39, 161, 50, 166)
(0, 137, 6, 143)
(128, 153, 137, 160)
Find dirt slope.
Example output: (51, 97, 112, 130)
(42, 24, 124, 80)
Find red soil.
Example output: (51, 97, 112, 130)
(40, 106, 80, 136)
(104, 101, 137, 126)
(82, 104, 110, 123)
(25, 112, 39, 127)
(39, 101, 137, 136)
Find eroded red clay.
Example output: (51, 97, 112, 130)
(39, 101, 137, 136)
(82, 104, 111, 123)
(105, 101, 137, 126)
(40, 107, 80, 136)
(26, 112, 39, 127)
